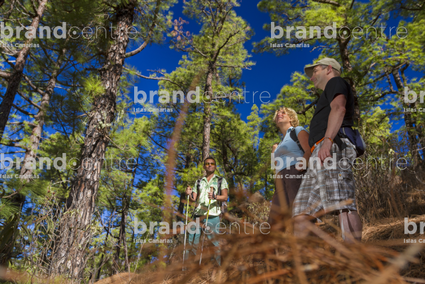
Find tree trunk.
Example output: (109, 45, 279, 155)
(0, 0, 48, 143)
(177, 192, 186, 221)
(392, 68, 422, 166)
(123, 216, 130, 273)
(221, 137, 235, 202)
(20, 47, 66, 181)
(202, 66, 214, 161)
(94, 229, 110, 283)
(338, 37, 360, 124)
(178, 154, 192, 219)
(113, 199, 128, 275)
(50, 2, 135, 280)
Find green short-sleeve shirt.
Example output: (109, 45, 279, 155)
(193, 175, 228, 216)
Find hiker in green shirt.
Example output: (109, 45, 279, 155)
(184, 156, 228, 266)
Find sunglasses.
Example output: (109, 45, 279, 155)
(204, 162, 216, 166)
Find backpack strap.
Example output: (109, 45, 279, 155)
(290, 127, 304, 153)
(217, 176, 223, 196)
(334, 134, 347, 151)
(215, 176, 227, 217)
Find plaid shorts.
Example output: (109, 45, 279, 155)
(292, 138, 358, 217)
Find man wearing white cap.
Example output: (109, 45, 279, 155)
(292, 57, 362, 243)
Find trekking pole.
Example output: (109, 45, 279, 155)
(199, 188, 213, 265)
(182, 194, 190, 270)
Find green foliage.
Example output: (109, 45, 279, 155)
(0, 0, 423, 280)
(82, 75, 106, 99)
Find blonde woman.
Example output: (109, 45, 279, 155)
(269, 107, 311, 227)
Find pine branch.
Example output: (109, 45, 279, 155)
(214, 28, 245, 61)
(12, 103, 35, 117)
(0, 70, 11, 79)
(123, 67, 184, 90)
(0, 93, 36, 117)
(17, 90, 42, 110)
(125, 0, 161, 58)
(174, 43, 208, 58)
(22, 74, 47, 95)
(8, 121, 37, 127)
(3, 151, 25, 154)
(192, 45, 209, 58)
(6, 125, 23, 138)
(0, 140, 25, 149)
(30, 0, 38, 15)
(0, 48, 18, 63)
(400, 1, 425, 11)
(311, 0, 340, 7)
(298, 98, 319, 115)
(16, 0, 35, 17)
(368, 90, 398, 102)
(216, 64, 252, 70)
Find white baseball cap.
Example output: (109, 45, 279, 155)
(304, 58, 342, 78)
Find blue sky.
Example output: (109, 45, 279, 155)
(127, 0, 323, 122)
(126, 0, 414, 135)
(1, 0, 416, 173)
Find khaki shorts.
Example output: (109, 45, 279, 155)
(292, 138, 358, 217)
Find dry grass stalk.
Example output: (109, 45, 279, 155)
(84, 211, 425, 284)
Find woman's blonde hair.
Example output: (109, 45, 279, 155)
(273, 107, 299, 127)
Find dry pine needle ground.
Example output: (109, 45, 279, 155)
(1, 216, 424, 284)
(92, 215, 425, 284)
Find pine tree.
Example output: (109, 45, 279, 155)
(0, 0, 49, 142)
(177, 0, 254, 161)
(51, 0, 176, 279)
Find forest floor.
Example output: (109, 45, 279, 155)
(1, 214, 424, 283)
(90, 215, 425, 284)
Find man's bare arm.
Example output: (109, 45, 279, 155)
(217, 188, 228, 202)
(208, 188, 228, 202)
(325, 94, 346, 140)
(186, 186, 197, 201)
(318, 94, 346, 162)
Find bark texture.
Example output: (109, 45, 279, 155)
(50, 2, 136, 279)
(202, 65, 214, 161)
